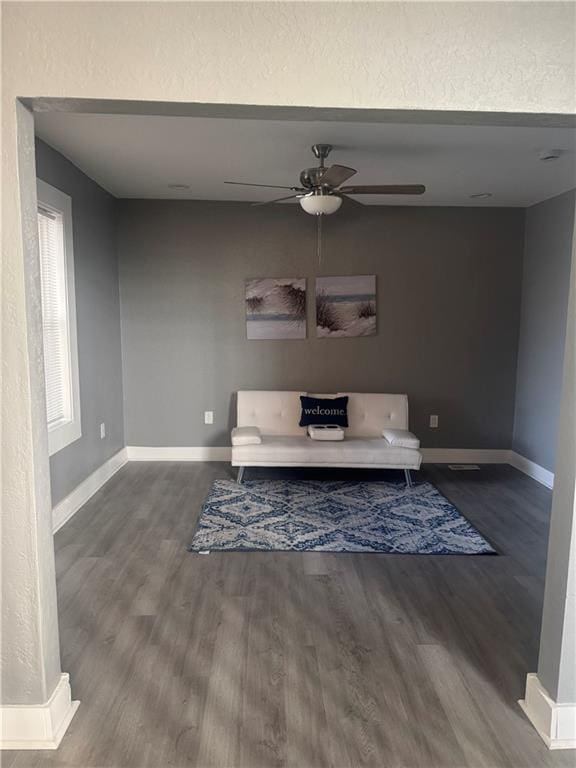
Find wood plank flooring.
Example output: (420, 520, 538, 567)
(4, 463, 575, 768)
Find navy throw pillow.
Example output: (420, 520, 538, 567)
(299, 396, 349, 427)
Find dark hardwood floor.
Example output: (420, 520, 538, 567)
(4, 463, 575, 768)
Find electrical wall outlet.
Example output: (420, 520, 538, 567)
(204, 411, 214, 425)
(429, 414, 439, 428)
(100, 422, 106, 439)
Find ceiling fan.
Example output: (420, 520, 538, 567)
(225, 143, 426, 215)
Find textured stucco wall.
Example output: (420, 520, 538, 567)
(3, 2, 575, 114)
(1, 105, 62, 706)
(2, 0, 575, 709)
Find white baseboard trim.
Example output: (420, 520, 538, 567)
(519, 673, 576, 750)
(508, 451, 554, 489)
(52, 447, 553, 531)
(128, 446, 510, 465)
(126, 446, 232, 462)
(422, 448, 554, 489)
(0, 673, 80, 750)
(420, 448, 509, 464)
(52, 448, 129, 533)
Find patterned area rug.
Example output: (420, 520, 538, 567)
(189, 479, 496, 555)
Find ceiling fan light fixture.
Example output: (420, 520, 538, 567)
(299, 192, 342, 216)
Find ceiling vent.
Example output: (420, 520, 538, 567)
(538, 149, 562, 162)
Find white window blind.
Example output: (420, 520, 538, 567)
(38, 205, 72, 427)
(37, 179, 81, 455)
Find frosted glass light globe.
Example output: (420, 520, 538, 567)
(299, 193, 342, 215)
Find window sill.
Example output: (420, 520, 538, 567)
(48, 419, 82, 456)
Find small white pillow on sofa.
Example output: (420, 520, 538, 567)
(382, 428, 420, 449)
(231, 426, 262, 446)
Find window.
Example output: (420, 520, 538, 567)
(37, 179, 81, 455)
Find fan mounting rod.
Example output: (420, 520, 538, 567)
(311, 144, 333, 167)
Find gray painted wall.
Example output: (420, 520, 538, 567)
(35, 140, 124, 504)
(512, 189, 575, 472)
(118, 200, 525, 449)
(537, 229, 576, 704)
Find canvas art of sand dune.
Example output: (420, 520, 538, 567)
(316, 275, 376, 338)
(246, 278, 307, 339)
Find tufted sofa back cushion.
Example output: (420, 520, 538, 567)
(337, 392, 408, 437)
(237, 391, 409, 437)
(237, 391, 307, 435)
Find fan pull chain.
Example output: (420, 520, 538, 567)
(317, 214, 323, 267)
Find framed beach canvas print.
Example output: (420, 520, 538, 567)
(315, 275, 377, 337)
(245, 278, 307, 339)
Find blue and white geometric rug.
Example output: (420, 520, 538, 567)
(189, 479, 496, 555)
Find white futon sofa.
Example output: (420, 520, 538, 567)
(231, 391, 422, 487)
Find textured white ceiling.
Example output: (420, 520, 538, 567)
(35, 112, 576, 207)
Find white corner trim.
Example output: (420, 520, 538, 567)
(126, 446, 232, 462)
(52, 447, 128, 533)
(0, 673, 80, 750)
(519, 673, 576, 750)
(509, 451, 554, 489)
(420, 448, 509, 464)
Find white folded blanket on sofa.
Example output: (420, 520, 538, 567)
(382, 428, 420, 449)
(231, 426, 262, 446)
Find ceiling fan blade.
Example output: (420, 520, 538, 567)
(251, 194, 301, 207)
(321, 164, 357, 188)
(339, 184, 426, 195)
(225, 181, 301, 191)
(337, 193, 366, 208)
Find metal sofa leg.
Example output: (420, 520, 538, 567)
(237, 466, 245, 485)
(404, 469, 413, 488)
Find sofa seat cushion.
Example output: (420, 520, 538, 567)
(382, 428, 420, 449)
(232, 435, 421, 469)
